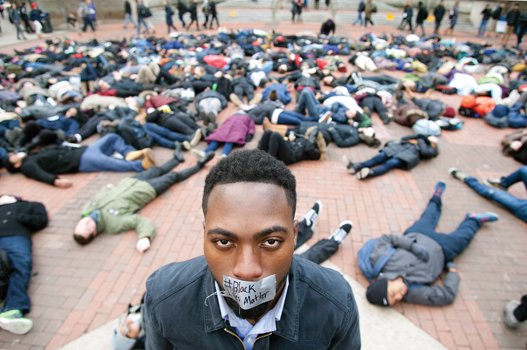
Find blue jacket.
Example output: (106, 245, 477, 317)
(144, 256, 361, 349)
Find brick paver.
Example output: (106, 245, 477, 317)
(0, 8, 526, 350)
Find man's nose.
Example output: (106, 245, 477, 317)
(232, 246, 263, 281)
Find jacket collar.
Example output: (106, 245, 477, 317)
(202, 258, 303, 342)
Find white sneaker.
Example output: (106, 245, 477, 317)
(0, 310, 33, 335)
(329, 221, 353, 243)
(504, 300, 521, 329)
(303, 201, 322, 228)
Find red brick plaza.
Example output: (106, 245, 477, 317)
(0, 11, 526, 350)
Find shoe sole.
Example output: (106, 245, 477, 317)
(0, 318, 33, 335)
(357, 168, 370, 180)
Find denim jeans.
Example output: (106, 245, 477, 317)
(204, 141, 234, 156)
(79, 133, 143, 173)
(295, 89, 322, 118)
(0, 235, 32, 314)
(404, 197, 481, 262)
(278, 110, 318, 125)
(358, 151, 403, 177)
(294, 217, 339, 264)
(478, 19, 488, 36)
(464, 172, 527, 223)
(0, 119, 20, 137)
(144, 122, 187, 148)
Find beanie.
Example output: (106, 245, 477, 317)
(443, 106, 456, 118)
(366, 278, 389, 307)
(491, 105, 509, 119)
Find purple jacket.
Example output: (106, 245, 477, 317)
(205, 114, 255, 145)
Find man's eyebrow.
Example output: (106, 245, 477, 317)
(207, 226, 289, 239)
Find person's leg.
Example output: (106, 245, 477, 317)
(221, 143, 234, 156)
(92, 133, 135, 157)
(428, 217, 482, 262)
(464, 177, 527, 222)
(357, 151, 389, 169)
(368, 158, 403, 177)
(146, 163, 202, 195)
(404, 196, 442, 236)
(277, 110, 309, 125)
(372, 97, 390, 122)
(328, 127, 360, 147)
(133, 157, 181, 181)
(233, 85, 245, 101)
(145, 123, 187, 142)
(0, 236, 32, 314)
(295, 89, 320, 118)
(203, 141, 220, 153)
(499, 166, 527, 191)
(164, 117, 196, 135)
(297, 239, 339, 264)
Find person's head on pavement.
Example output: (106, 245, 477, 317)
(73, 216, 97, 245)
(366, 276, 408, 306)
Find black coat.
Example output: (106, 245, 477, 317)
(0, 201, 48, 239)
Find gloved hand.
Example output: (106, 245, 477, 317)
(410, 243, 429, 262)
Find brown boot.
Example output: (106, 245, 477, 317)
(125, 149, 145, 161)
(141, 148, 156, 169)
(263, 118, 288, 136)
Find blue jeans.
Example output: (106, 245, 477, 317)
(204, 141, 234, 156)
(353, 12, 364, 25)
(137, 17, 150, 36)
(464, 170, 527, 223)
(478, 19, 488, 36)
(358, 151, 403, 177)
(144, 123, 188, 148)
(278, 110, 319, 125)
(79, 134, 143, 173)
(404, 197, 481, 262)
(0, 235, 32, 314)
(0, 119, 20, 137)
(295, 89, 322, 118)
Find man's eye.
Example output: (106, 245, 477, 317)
(262, 239, 281, 249)
(215, 239, 233, 248)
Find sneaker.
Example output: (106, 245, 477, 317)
(329, 221, 353, 244)
(433, 181, 446, 198)
(0, 310, 33, 335)
(449, 167, 467, 181)
(318, 111, 332, 124)
(303, 201, 322, 228)
(189, 129, 203, 147)
(484, 178, 506, 191)
(342, 155, 361, 175)
(197, 151, 215, 168)
(356, 167, 371, 180)
(191, 149, 206, 159)
(181, 140, 191, 151)
(466, 212, 499, 224)
(504, 300, 521, 329)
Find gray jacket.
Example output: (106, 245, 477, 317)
(372, 233, 460, 305)
(144, 256, 361, 349)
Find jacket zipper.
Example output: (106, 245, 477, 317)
(223, 328, 273, 349)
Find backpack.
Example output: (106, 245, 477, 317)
(0, 249, 11, 302)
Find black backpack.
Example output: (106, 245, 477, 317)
(0, 249, 11, 302)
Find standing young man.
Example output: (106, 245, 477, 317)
(144, 150, 361, 349)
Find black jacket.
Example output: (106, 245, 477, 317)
(416, 6, 429, 24)
(507, 9, 520, 26)
(0, 200, 48, 239)
(433, 4, 445, 22)
(20, 145, 86, 185)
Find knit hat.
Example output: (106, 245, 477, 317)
(366, 278, 389, 307)
(491, 105, 510, 119)
(443, 106, 456, 118)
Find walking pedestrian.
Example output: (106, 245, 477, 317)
(353, 0, 365, 26)
(364, 0, 376, 28)
(478, 4, 492, 37)
(123, 0, 137, 29)
(9, 4, 27, 40)
(444, 1, 459, 36)
(164, 0, 177, 34)
(415, 1, 428, 36)
(433, 0, 445, 34)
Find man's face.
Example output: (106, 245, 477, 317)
(203, 182, 297, 321)
(74, 217, 97, 238)
(387, 277, 408, 306)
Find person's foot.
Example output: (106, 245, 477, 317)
(356, 167, 371, 180)
(248, 93, 262, 106)
(141, 148, 156, 170)
(197, 151, 215, 168)
(318, 111, 332, 124)
(466, 212, 499, 224)
(191, 148, 206, 159)
(342, 155, 361, 175)
(303, 201, 322, 228)
(189, 129, 203, 147)
(484, 178, 507, 191)
(0, 310, 33, 335)
(432, 181, 446, 198)
(449, 167, 467, 181)
(329, 221, 353, 244)
(504, 300, 521, 329)
(181, 140, 191, 151)
(174, 141, 185, 162)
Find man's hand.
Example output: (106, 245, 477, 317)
(136, 237, 151, 253)
(410, 243, 430, 262)
(54, 178, 73, 188)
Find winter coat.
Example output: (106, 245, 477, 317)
(247, 101, 283, 124)
(0, 200, 48, 239)
(205, 114, 255, 145)
(194, 90, 228, 111)
(382, 140, 420, 169)
(416, 6, 429, 24)
(81, 178, 157, 239)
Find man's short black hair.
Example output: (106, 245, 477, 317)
(202, 149, 297, 217)
(3, 157, 20, 174)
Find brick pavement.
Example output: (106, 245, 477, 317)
(0, 9, 526, 350)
